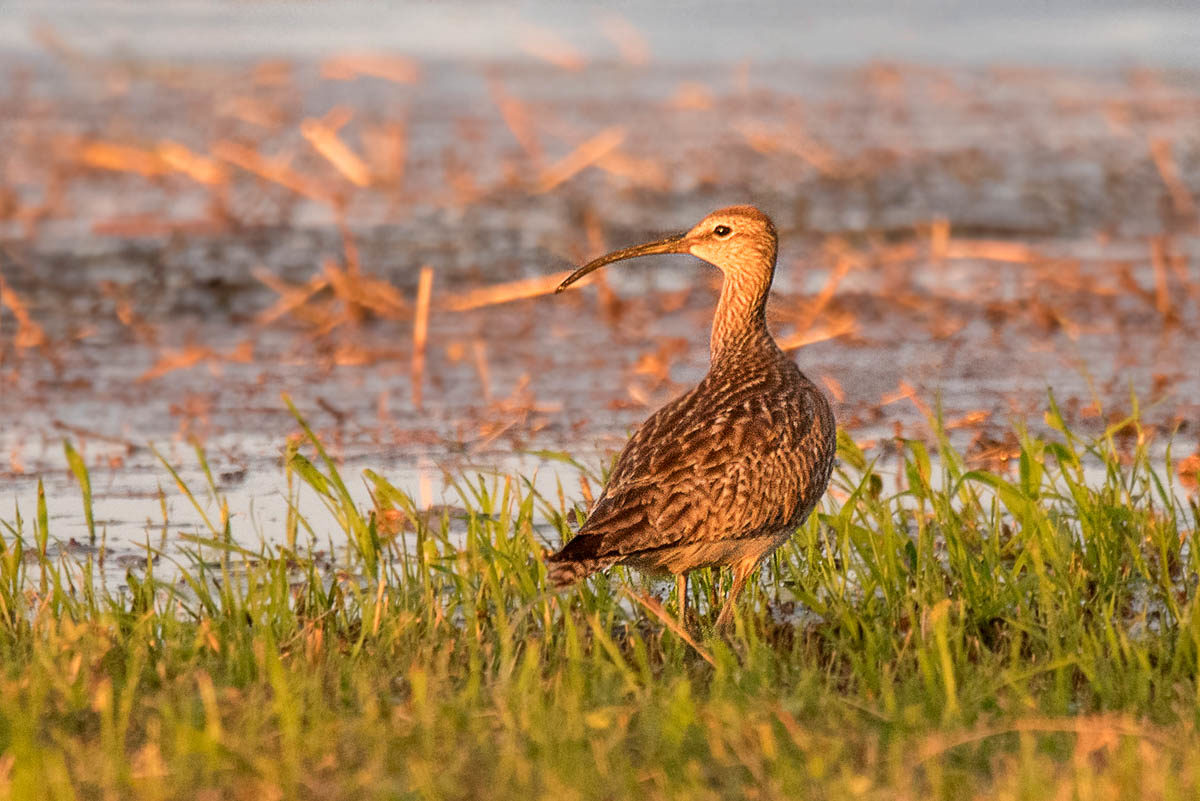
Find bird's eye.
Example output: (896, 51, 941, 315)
(713, 225, 732, 238)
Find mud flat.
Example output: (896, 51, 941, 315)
(1, 51, 1198, 578)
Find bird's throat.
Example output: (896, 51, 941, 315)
(710, 271, 773, 363)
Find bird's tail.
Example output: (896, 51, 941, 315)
(545, 547, 620, 589)
(546, 530, 621, 589)
(544, 557, 605, 589)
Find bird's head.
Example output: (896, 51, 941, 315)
(556, 205, 778, 292)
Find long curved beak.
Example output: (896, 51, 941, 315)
(556, 232, 688, 293)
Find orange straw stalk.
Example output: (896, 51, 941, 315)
(301, 108, 372, 188)
(411, 266, 434, 410)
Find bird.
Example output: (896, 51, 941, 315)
(546, 205, 837, 629)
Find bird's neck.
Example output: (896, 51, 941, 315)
(711, 266, 775, 363)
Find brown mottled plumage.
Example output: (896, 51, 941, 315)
(547, 205, 837, 628)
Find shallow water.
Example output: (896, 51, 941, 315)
(1, 21, 1199, 584)
(5, 1, 1200, 67)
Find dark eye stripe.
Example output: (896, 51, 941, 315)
(713, 225, 732, 237)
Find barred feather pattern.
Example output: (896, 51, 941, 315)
(547, 206, 836, 589)
(547, 328, 835, 587)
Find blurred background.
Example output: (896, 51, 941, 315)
(5, 1, 1200, 65)
(1, 1, 1197, 571)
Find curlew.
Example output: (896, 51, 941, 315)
(546, 205, 837, 629)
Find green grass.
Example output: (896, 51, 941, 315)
(2, 396, 1199, 800)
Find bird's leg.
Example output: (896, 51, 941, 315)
(676, 574, 688, 623)
(714, 561, 755, 630)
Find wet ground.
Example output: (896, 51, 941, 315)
(1, 38, 1199, 583)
